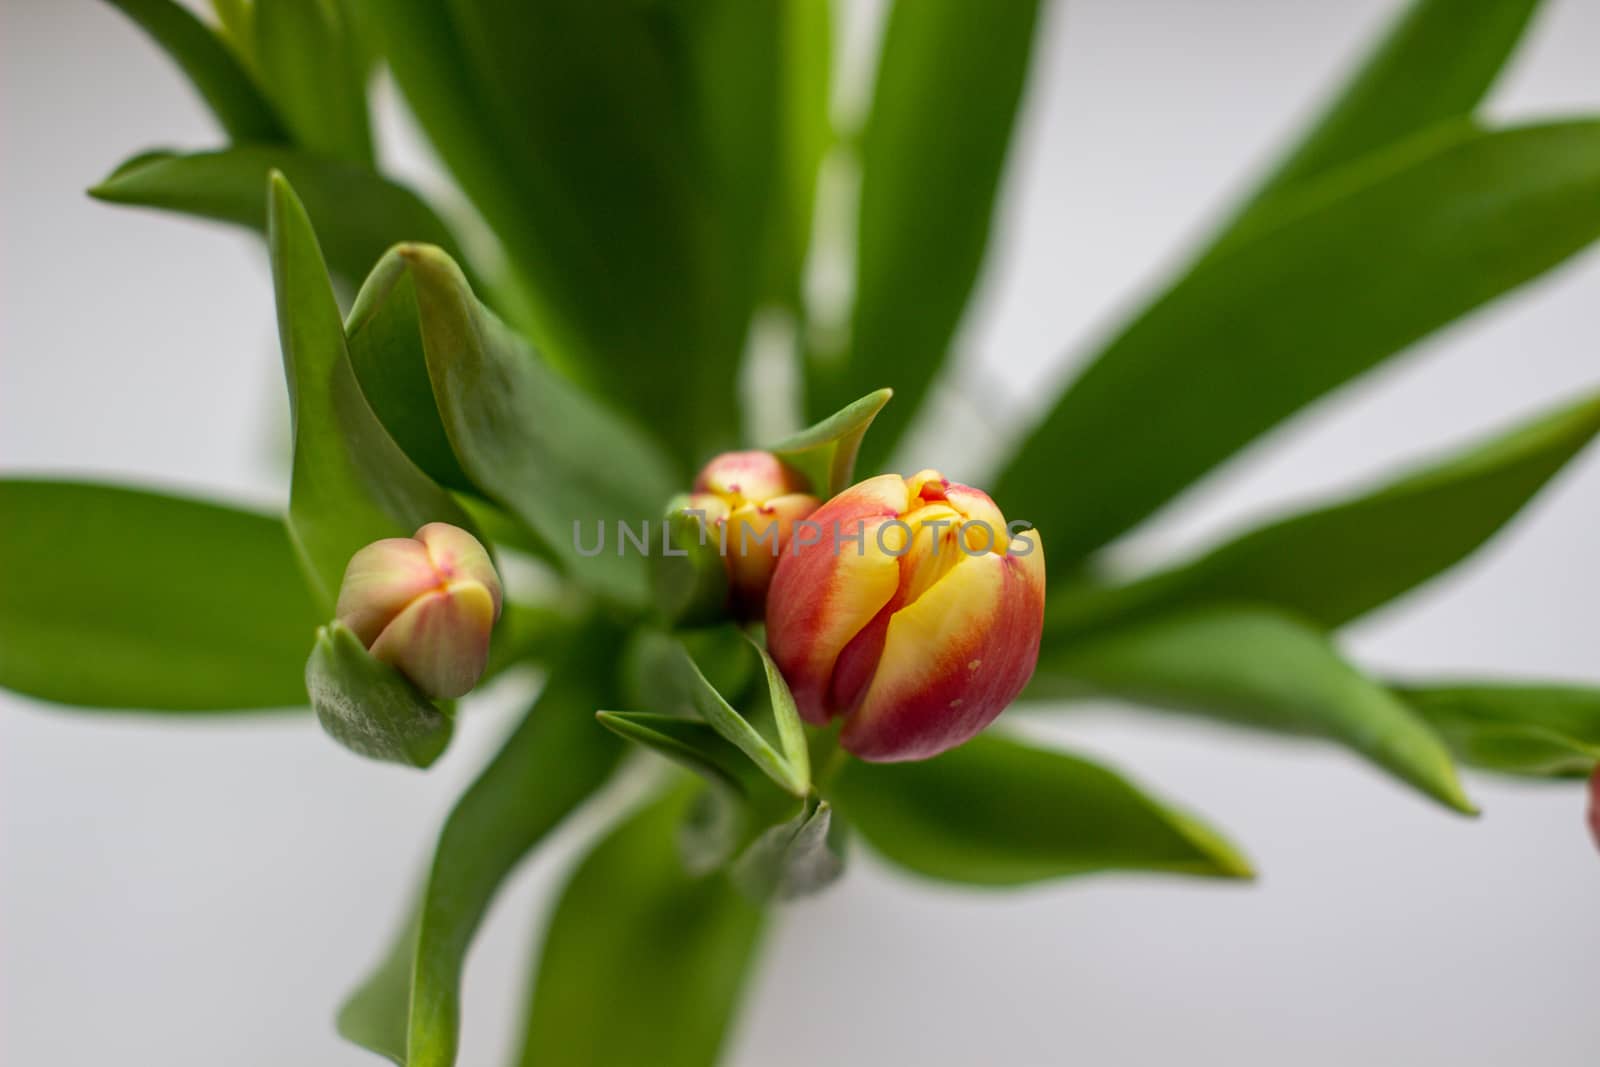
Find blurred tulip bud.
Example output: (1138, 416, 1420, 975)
(335, 523, 502, 700)
(685, 451, 820, 616)
(1588, 765, 1600, 854)
(766, 470, 1045, 762)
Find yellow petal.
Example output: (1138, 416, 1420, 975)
(369, 578, 497, 699)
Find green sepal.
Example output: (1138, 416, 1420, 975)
(650, 493, 730, 627)
(305, 621, 451, 768)
(769, 387, 893, 496)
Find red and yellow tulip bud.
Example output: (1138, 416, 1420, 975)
(335, 523, 502, 700)
(686, 450, 820, 616)
(765, 470, 1045, 762)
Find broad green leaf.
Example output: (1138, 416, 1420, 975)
(356, 0, 742, 463)
(347, 244, 679, 608)
(807, 0, 1041, 471)
(267, 175, 474, 610)
(105, 0, 286, 143)
(253, 0, 372, 163)
(514, 787, 766, 1067)
(731, 799, 845, 902)
(831, 733, 1251, 885)
(0, 479, 316, 711)
(671, 636, 810, 796)
(1233, 0, 1543, 227)
(762, 0, 833, 306)
(337, 632, 623, 1067)
(1041, 607, 1475, 813)
(996, 120, 1600, 567)
(336, 902, 415, 1065)
(770, 388, 893, 497)
(1046, 390, 1600, 640)
(91, 146, 466, 288)
(1397, 683, 1600, 778)
(305, 621, 449, 768)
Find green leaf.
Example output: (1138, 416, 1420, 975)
(1040, 607, 1475, 813)
(831, 733, 1251, 885)
(346, 244, 680, 608)
(762, 0, 833, 306)
(1233, 0, 1543, 226)
(770, 387, 893, 497)
(267, 175, 475, 610)
(650, 494, 732, 627)
(253, 0, 373, 163)
(355, 0, 743, 463)
(335, 903, 415, 1064)
(996, 120, 1600, 567)
(1046, 390, 1600, 639)
(671, 635, 810, 796)
(0, 479, 317, 711)
(105, 0, 286, 143)
(807, 0, 1041, 471)
(90, 146, 466, 288)
(595, 711, 763, 797)
(731, 799, 845, 902)
(1397, 682, 1600, 778)
(305, 621, 450, 768)
(513, 787, 766, 1067)
(337, 632, 623, 1067)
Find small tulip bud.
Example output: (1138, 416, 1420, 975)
(335, 523, 502, 700)
(765, 470, 1045, 762)
(686, 451, 820, 616)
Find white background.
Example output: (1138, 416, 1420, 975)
(3, 2, 1598, 1064)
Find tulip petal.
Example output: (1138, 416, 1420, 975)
(725, 493, 821, 614)
(766, 475, 907, 724)
(694, 450, 807, 503)
(336, 537, 439, 645)
(370, 579, 497, 699)
(416, 522, 503, 617)
(843, 532, 1045, 762)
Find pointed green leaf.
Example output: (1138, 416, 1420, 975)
(1233, 0, 1543, 227)
(335, 903, 414, 1064)
(305, 621, 449, 768)
(1397, 682, 1600, 778)
(267, 176, 475, 610)
(997, 120, 1600, 567)
(1041, 607, 1475, 813)
(595, 711, 761, 797)
(105, 0, 286, 142)
(0, 479, 317, 711)
(770, 388, 893, 497)
(345, 244, 679, 608)
(671, 637, 809, 796)
(254, 0, 372, 163)
(513, 788, 766, 1067)
(807, 0, 1041, 471)
(831, 733, 1252, 885)
(1047, 390, 1600, 640)
(91, 146, 465, 287)
(337, 632, 623, 1067)
(731, 799, 845, 902)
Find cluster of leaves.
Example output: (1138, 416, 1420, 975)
(3, 1, 1600, 1064)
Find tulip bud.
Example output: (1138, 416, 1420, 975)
(685, 451, 820, 616)
(1588, 764, 1600, 854)
(334, 523, 502, 700)
(765, 470, 1045, 762)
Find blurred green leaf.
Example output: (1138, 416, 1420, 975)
(997, 120, 1600, 567)
(254, 0, 372, 163)
(347, 244, 680, 608)
(1232, 0, 1542, 228)
(671, 635, 810, 796)
(762, 0, 832, 306)
(268, 176, 476, 610)
(514, 787, 765, 1067)
(731, 799, 845, 902)
(105, 0, 286, 142)
(1397, 682, 1600, 778)
(1046, 390, 1600, 639)
(808, 0, 1041, 471)
(338, 632, 623, 1067)
(595, 711, 762, 797)
(0, 479, 316, 711)
(651, 494, 732, 627)
(770, 387, 893, 497)
(1041, 607, 1475, 813)
(831, 733, 1251, 885)
(306, 621, 449, 767)
(357, 0, 743, 463)
(91, 146, 466, 287)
